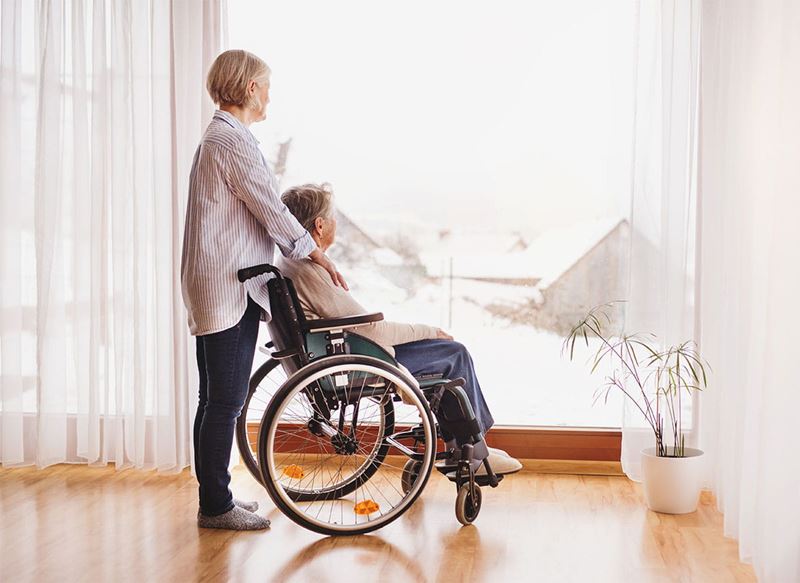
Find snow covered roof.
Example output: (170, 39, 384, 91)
(336, 209, 626, 286)
(519, 217, 627, 288)
(420, 217, 626, 283)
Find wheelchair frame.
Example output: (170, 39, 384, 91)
(235, 262, 504, 534)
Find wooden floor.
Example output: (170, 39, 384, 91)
(0, 464, 755, 583)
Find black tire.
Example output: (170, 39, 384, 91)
(401, 459, 423, 495)
(455, 483, 482, 525)
(258, 355, 437, 536)
(235, 358, 284, 485)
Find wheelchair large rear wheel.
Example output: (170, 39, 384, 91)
(258, 355, 436, 536)
(236, 358, 288, 485)
(239, 357, 395, 496)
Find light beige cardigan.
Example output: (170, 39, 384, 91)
(275, 257, 438, 356)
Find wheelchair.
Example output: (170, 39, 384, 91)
(234, 263, 504, 535)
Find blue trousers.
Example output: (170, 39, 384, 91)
(194, 296, 261, 516)
(394, 339, 495, 440)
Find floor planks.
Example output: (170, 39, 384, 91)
(0, 464, 755, 582)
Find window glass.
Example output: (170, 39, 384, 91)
(232, 0, 636, 426)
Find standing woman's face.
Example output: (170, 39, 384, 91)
(249, 76, 271, 122)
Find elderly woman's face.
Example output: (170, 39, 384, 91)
(325, 214, 337, 248)
(315, 213, 337, 251)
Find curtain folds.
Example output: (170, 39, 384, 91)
(0, 0, 226, 470)
(627, 0, 800, 579)
(698, 1, 800, 580)
(622, 0, 701, 481)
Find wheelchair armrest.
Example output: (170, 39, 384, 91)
(303, 312, 384, 333)
(270, 347, 302, 360)
(416, 373, 446, 390)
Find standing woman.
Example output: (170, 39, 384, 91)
(181, 50, 346, 530)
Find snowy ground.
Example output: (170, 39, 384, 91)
(300, 270, 626, 428)
(389, 288, 622, 427)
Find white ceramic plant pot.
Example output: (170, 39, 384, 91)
(641, 447, 705, 514)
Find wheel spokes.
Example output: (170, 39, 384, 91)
(262, 363, 436, 532)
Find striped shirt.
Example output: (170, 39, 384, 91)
(181, 110, 317, 336)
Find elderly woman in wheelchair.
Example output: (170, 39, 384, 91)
(236, 183, 520, 535)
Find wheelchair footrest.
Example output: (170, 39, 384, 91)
(442, 470, 504, 488)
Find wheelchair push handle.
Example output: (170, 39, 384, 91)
(237, 263, 282, 283)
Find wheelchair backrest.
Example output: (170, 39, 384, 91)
(266, 276, 308, 374)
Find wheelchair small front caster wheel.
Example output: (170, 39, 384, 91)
(401, 459, 423, 495)
(455, 483, 482, 525)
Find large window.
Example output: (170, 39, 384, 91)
(231, 1, 636, 427)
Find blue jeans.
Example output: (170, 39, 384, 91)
(194, 296, 261, 516)
(394, 339, 495, 441)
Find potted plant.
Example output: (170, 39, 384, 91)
(564, 303, 710, 514)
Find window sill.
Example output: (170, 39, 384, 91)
(486, 425, 621, 462)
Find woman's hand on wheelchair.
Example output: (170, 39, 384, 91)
(436, 328, 454, 341)
(309, 248, 349, 290)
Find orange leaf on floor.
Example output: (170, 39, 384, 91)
(354, 500, 380, 515)
(282, 465, 305, 479)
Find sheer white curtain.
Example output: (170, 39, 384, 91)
(698, 1, 800, 580)
(0, 0, 225, 470)
(622, 0, 701, 481)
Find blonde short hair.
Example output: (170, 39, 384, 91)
(206, 50, 270, 107)
(281, 183, 335, 233)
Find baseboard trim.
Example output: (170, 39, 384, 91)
(518, 458, 624, 476)
(485, 425, 622, 462)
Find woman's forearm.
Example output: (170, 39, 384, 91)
(358, 320, 438, 349)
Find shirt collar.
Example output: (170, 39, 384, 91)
(213, 109, 260, 145)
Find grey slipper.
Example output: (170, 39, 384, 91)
(198, 506, 271, 531)
(234, 498, 259, 512)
